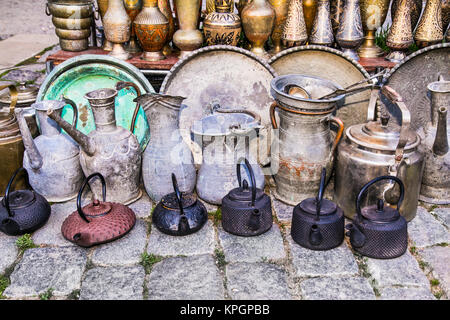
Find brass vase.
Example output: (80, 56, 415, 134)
(124, 0, 143, 53)
(415, 0, 444, 48)
(134, 0, 170, 61)
(330, 0, 344, 36)
(207, 0, 234, 13)
(303, 0, 318, 37)
(97, 0, 114, 51)
(203, 0, 242, 46)
(237, 0, 252, 15)
(172, 0, 203, 59)
(357, 0, 390, 58)
(391, 0, 423, 31)
(158, 0, 176, 55)
(103, 0, 131, 60)
(282, 0, 308, 47)
(335, 0, 364, 60)
(309, 0, 334, 46)
(269, 0, 289, 54)
(386, 0, 413, 62)
(241, 0, 276, 59)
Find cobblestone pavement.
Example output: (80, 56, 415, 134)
(0, 189, 448, 300)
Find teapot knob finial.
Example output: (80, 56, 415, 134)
(376, 199, 384, 212)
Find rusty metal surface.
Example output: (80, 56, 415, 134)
(269, 45, 371, 129)
(381, 43, 450, 134)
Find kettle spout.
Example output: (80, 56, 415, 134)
(47, 108, 96, 156)
(248, 209, 261, 231)
(15, 109, 43, 170)
(432, 107, 449, 156)
(1, 218, 21, 236)
(309, 225, 323, 246)
(178, 216, 191, 234)
(345, 223, 366, 248)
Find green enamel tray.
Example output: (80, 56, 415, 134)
(37, 54, 154, 150)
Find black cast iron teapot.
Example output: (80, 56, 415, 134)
(346, 175, 408, 259)
(153, 173, 208, 236)
(291, 167, 344, 250)
(0, 168, 51, 236)
(221, 157, 272, 236)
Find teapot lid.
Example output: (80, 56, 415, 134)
(2, 190, 36, 210)
(298, 198, 337, 216)
(82, 199, 112, 219)
(360, 199, 400, 223)
(0, 83, 38, 105)
(227, 179, 265, 202)
(161, 191, 197, 210)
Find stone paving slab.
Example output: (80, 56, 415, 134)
(146, 254, 225, 300)
(80, 266, 145, 300)
(366, 251, 430, 289)
(147, 220, 215, 257)
(0, 233, 18, 274)
(299, 276, 376, 300)
(91, 219, 148, 266)
(128, 191, 153, 219)
(379, 286, 436, 300)
(271, 196, 294, 224)
(218, 224, 286, 263)
(432, 208, 450, 228)
(287, 233, 359, 278)
(408, 207, 449, 248)
(3, 247, 87, 298)
(420, 246, 450, 297)
(226, 262, 292, 300)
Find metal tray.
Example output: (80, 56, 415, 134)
(268, 45, 372, 129)
(37, 54, 154, 150)
(381, 43, 450, 135)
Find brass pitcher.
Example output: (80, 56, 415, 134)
(309, 0, 334, 46)
(203, 0, 242, 46)
(172, 0, 203, 59)
(335, 0, 364, 61)
(97, 0, 113, 51)
(124, 0, 143, 53)
(391, 0, 423, 31)
(103, 0, 132, 60)
(158, 0, 176, 56)
(269, 0, 289, 54)
(330, 0, 344, 36)
(358, 0, 390, 58)
(415, 0, 444, 48)
(303, 0, 318, 37)
(282, 0, 308, 47)
(386, 0, 413, 62)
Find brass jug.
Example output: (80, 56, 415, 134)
(391, 0, 423, 31)
(172, 0, 203, 59)
(415, 0, 444, 48)
(269, 0, 289, 54)
(97, 0, 114, 51)
(335, 0, 364, 61)
(124, 0, 143, 53)
(358, 0, 390, 58)
(158, 0, 176, 56)
(330, 0, 344, 36)
(282, 0, 308, 47)
(386, 0, 414, 62)
(309, 0, 334, 46)
(103, 0, 132, 60)
(203, 0, 242, 46)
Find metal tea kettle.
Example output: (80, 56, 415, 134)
(346, 175, 408, 259)
(152, 173, 208, 236)
(0, 168, 51, 236)
(61, 172, 137, 247)
(291, 167, 345, 250)
(221, 157, 272, 237)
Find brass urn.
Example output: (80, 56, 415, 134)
(97, 0, 113, 51)
(330, 0, 344, 36)
(415, 0, 444, 48)
(134, 0, 170, 61)
(335, 0, 364, 60)
(391, 0, 423, 31)
(303, 0, 318, 37)
(241, 0, 276, 59)
(172, 0, 203, 59)
(386, 0, 414, 62)
(282, 0, 308, 47)
(158, 0, 176, 55)
(269, 0, 290, 54)
(237, 0, 252, 15)
(207, 0, 234, 13)
(124, 0, 143, 53)
(309, 0, 334, 46)
(203, 0, 242, 46)
(358, 0, 390, 58)
(103, 0, 131, 60)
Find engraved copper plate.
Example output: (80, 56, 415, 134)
(268, 45, 371, 129)
(382, 43, 450, 135)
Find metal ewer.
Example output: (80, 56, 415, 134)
(386, 0, 414, 62)
(335, 0, 364, 61)
(281, 0, 308, 47)
(309, 0, 334, 46)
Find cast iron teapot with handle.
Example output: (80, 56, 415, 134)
(291, 167, 345, 250)
(153, 173, 208, 236)
(221, 157, 272, 237)
(0, 167, 51, 236)
(61, 172, 136, 247)
(346, 175, 408, 259)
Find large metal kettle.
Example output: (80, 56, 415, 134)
(15, 97, 85, 202)
(221, 157, 273, 237)
(346, 175, 408, 259)
(0, 168, 51, 236)
(291, 167, 345, 251)
(334, 86, 424, 221)
(47, 83, 143, 205)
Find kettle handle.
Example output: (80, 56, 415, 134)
(356, 176, 405, 219)
(0, 84, 18, 114)
(77, 172, 107, 223)
(236, 157, 257, 207)
(60, 95, 79, 129)
(314, 167, 327, 221)
(4, 168, 32, 218)
(115, 81, 142, 134)
(171, 173, 185, 216)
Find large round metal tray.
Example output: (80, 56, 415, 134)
(381, 43, 450, 135)
(37, 54, 154, 149)
(268, 45, 371, 129)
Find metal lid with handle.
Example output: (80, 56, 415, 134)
(77, 172, 108, 223)
(3, 168, 35, 218)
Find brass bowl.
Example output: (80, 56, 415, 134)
(55, 28, 91, 40)
(48, 2, 94, 19)
(52, 17, 92, 29)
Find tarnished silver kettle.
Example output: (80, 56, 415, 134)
(47, 85, 142, 205)
(334, 86, 425, 221)
(419, 77, 450, 204)
(15, 98, 85, 202)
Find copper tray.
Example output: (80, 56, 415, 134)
(268, 45, 371, 129)
(381, 43, 450, 135)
